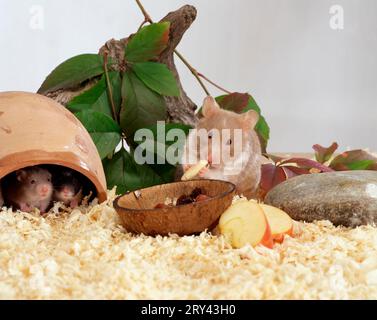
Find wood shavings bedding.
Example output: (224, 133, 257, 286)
(0, 189, 376, 300)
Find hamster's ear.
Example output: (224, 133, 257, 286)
(242, 110, 260, 130)
(16, 170, 27, 182)
(202, 96, 220, 118)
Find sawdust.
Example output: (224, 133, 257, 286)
(0, 189, 376, 300)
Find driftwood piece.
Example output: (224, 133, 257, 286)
(44, 5, 199, 127)
(159, 5, 198, 126)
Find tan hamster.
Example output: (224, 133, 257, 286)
(3, 166, 53, 213)
(181, 96, 262, 198)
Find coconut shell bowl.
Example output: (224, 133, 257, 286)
(114, 180, 236, 236)
(0, 91, 107, 202)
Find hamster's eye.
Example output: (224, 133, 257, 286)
(47, 178, 51, 182)
(30, 180, 36, 185)
(226, 139, 232, 145)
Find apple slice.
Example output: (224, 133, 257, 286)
(219, 201, 273, 249)
(181, 160, 208, 181)
(259, 203, 294, 243)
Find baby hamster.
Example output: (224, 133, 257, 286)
(181, 96, 262, 198)
(52, 168, 83, 208)
(3, 166, 53, 213)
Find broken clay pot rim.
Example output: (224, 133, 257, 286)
(0, 152, 107, 204)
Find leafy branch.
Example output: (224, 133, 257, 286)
(37, 4, 270, 194)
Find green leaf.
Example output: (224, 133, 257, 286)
(109, 71, 122, 116)
(103, 148, 164, 194)
(330, 150, 377, 171)
(132, 62, 180, 96)
(148, 163, 177, 183)
(67, 72, 121, 118)
(216, 92, 270, 152)
(38, 54, 111, 94)
(67, 77, 109, 115)
(120, 71, 167, 137)
(255, 115, 270, 152)
(125, 22, 170, 62)
(245, 95, 262, 114)
(346, 160, 376, 170)
(75, 110, 121, 160)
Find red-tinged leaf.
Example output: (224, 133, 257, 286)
(280, 158, 333, 172)
(260, 164, 277, 193)
(367, 162, 377, 170)
(258, 162, 314, 199)
(313, 142, 339, 164)
(260, 164, 275, 193)
(125, 22, 170, 63)
(329, 150, 377, 171)
(282, 166, 297, 179)
(260, 164, 288, 195)
(264, 153, 285, 164)
(216, 92, 249, 113)
(282, 166, 311, 176)
(272, 167, 287, 189)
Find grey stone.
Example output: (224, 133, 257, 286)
(265, 170, 377, 228)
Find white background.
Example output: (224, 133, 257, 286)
(0, 0, 376, 152)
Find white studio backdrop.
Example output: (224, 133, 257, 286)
(0, 0, 376, 152)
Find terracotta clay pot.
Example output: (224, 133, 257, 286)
(0, 91, 107, 202)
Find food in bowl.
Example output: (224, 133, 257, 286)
(154, 188, 211, 209)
